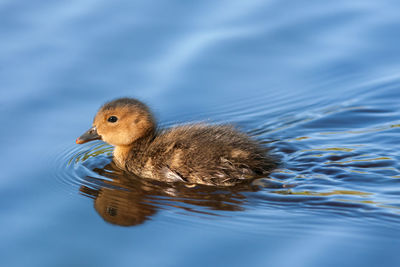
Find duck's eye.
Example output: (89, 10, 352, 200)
(107, 116, 118, 123)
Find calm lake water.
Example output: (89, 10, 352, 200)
(2, 0, 400, 266)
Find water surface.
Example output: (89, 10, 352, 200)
(1, 0, 400, 266)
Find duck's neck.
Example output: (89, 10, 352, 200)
(113, 145, 132, 169)
(113, 133, 156, 170)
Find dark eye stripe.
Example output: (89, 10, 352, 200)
(107, 116, 118, 123)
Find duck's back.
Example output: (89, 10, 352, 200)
(128, 124, 276, 186)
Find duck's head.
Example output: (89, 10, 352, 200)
(76, 98, 156, 146)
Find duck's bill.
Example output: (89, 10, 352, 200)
(76, 127, 101, 144)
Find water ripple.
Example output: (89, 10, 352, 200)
(53, 141, 113, 194)
(52, 76, 400, 227)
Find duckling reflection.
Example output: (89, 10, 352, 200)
(80, 184, 156, 226)
(80, 162, 260, 226)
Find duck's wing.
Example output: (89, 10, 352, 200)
(161, 166, 187, 183)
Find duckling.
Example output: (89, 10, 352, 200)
(76, 98, 276, 186)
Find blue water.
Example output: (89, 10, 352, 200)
(2, 0, 400, 266)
